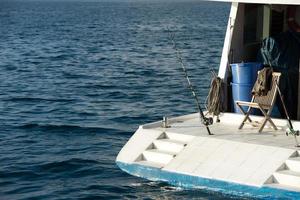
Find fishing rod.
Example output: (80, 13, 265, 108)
(267, 60, 300, 147)
(275, 81, 300, 147)
(168, 30, 213, 135)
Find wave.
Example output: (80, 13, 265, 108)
(0, 170, 40, 180)
(37, 158, 98, 173)
(4, 97, 74, 103)
(62, 72, 92, 79)
(16, 123, 128, 135)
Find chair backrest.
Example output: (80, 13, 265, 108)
(252, 72, 281, 107)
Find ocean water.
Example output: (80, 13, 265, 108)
(0, 1, 253, 199)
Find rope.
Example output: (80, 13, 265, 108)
(206, 75, 224, 117)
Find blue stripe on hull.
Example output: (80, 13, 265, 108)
(116, 161, 300, 200)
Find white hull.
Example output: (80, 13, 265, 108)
(116, 113, 300, 198)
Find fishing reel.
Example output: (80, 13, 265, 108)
(202, 117, 214, 126)
(286, 128, 300, 136)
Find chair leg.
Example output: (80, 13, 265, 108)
(258, 107, 268, 133)
(268, 118, 278, 130)
(266, 108, 278, 130)
(236, 103, 252, 129)
(258, 118, 268, 132)
(239, 109, 253, 129)
(258, 107, 277, 132)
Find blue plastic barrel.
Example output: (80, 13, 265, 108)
(231, 62, 263, 114)
(231, 83, 252, 114)
(231, 62, 263, 84)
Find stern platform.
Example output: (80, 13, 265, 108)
(116, 113, 300, 199)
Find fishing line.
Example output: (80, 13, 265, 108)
(167, 28, 213, 135)
(276, 81, 300, 147)
(266, 61, 300, 147)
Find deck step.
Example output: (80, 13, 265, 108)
(134, 132, 193, 168)
(159, 132, 195, 143)
(142, 149, 175, 165)
(153, 139, 186, 154)
(134, 160, 165, 169)
(286, 157, 300, 173)
(273, 170, 300, 188)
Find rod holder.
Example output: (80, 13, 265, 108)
(162, 116, 170, 128)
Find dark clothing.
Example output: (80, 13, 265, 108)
(252, 67, 273, 96)
(257, 31, 300, 119)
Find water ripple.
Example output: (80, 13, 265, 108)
(0, 1, 237, 200)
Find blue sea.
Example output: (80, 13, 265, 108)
(0, 0, 253, 199)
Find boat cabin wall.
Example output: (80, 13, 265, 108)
(220, 3, 300, 119)
(228, 4, 299, 63)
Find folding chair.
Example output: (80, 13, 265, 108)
(235, 72, 281, 132)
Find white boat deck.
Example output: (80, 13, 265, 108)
(152, 113, 300, 150)
(117, 112, 300, 193)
